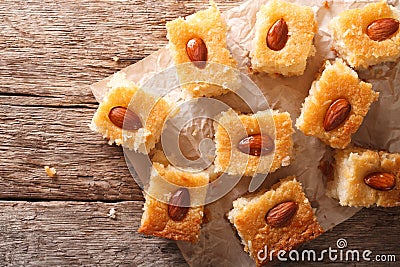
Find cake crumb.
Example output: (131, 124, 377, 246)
(112, 56, 119, 62)
(44, 166, 57, 178)
(108, 208, 117, 219)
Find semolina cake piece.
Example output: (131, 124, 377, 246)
(166, 0, 240, 98)
(90, 77, 171, 154)
(228, 177, 323, 266)
(296, 59, 379, 149)
(150, 149, 222, 182)
(250, 0, 317, 76)
(214, 109, 294, 176)
(138, 163, 210, 243)
(329, 1, 400, 69)
(326, 147, 400, 207)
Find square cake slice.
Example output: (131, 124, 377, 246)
(326, 147, 400, 207)
(296, 59, 379, 149)
(214, 109, 294, 176)
(329, 1, 400, 69)
(250, 0, 317, 76)
(166, 0, 240, 98)
(90, 74, 171, 154)
(138, 163, 210, 243)
(228, 177, 323, 266)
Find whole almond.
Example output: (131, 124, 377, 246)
(323, 98, 351, 131)
(108, 106, 142, 131)
(364, 172, 396, 191)
(367, 18, 399, 42)
(237, 134, 274, 156)
(168, 188, 190, 221)
(186, 37, 208, 69)
(265, 201, 298, 227)
(266, 18, 289, 51)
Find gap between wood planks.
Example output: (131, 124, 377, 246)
(0, 198, 143, 203)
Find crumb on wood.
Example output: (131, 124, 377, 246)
(108, 208, 117, 219)
(112, 56, 120, 62)
(44, 166, 57, 178)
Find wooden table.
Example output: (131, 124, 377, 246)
(1, 0, 399, 266)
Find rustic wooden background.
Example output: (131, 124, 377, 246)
(0, 0, 399, 266)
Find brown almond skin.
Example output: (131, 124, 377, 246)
(186, 37, 208, 69)
(265, 201, 298, 227)
(267, 18, 289, 51)
(168, 188, 190, 221)
(364, 172, 396, 191)
(108, 106, 142, 131)
(323, 98, 351, 131)
(237, 134, 274, 156)
(367, 18, 399, 42)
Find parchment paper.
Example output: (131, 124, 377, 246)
(90, 0, 400, 266)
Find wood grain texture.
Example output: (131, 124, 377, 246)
(0, 0, 399, 266)
(0, 201, 398, 266)
(0, 201, 187, 266)
(277, 206, 400, 266)
(0, 0, 236, 201)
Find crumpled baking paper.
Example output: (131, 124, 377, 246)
(90, 0, 400, 266)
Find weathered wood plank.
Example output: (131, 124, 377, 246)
(0, 0, 241, 201)
(0, 102, 143, 201)
(0, 0, 239, 103)
(276, 206, 400, 266)
(0, 201, 398, 266)
(0, 201, 187, 266)
(0, 0, 399, 266)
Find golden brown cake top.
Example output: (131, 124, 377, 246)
(250, 0, 317, 76)
(229, 177, 323, 266)
(166, 0, 236, 68)
(214, 109, 294, 176)
(138, 163, 210, 243)
(328, 147, 400, 207)
(329, 0, 400, 68)
(296, 59, 379, 149)
(138, 195, 204, 243)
